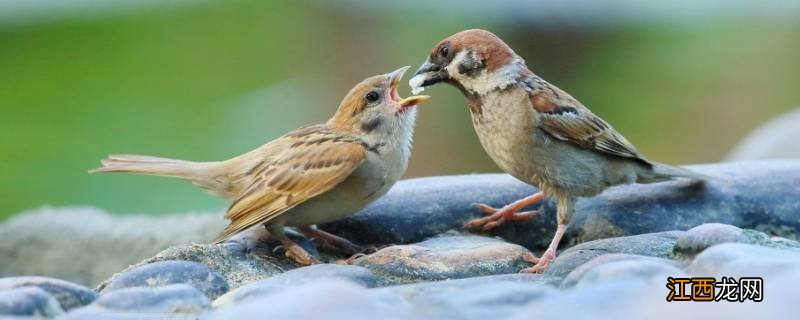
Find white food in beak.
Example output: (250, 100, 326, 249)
(408, 74, 427, 95)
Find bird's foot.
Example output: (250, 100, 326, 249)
(519, 249, 555, 274)
(464, 203, 540, 231)
(316, 237, 365, 256)
(283, 243, 319, 266)
(301, 226, 366, 256)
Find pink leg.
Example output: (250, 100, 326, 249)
(520, 224, 566, 274)
(464, 192, 545, 231)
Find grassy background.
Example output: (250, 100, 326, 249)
(1, 1, 798, 219)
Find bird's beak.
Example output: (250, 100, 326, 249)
(409, 59, 448, 94)
(387, 66, 430, 112)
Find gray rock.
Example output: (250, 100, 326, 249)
(0, 277, 97, 311)
(571, 259, 685, 288)
(544, 231, 683, 279)
(561, 254, 684, 288)
(0, 206, 224, 286)
(385, 274, 559, 297)
(100, 243, 286, 291)
(674, 223, 750, 256)
(674, 223, 800, 257)
(323, 161, 800, 251)
(214, 264, 376, 307)
(511, 259, 799, 320)
(100, 261, 228, 300)
(94, 284, 209, 312)
(209, 281, 412, 320)
(5, 161, 800, 285)
(60, 284, 209, 320)
(672, 223, 800, 257)
(380, 274, 556, 319)
(510, 278, 658, 320)
(59, 309, 197, 320)
(686, 243, 800, 278)
(352, 235, 533, 286)
(0, 287, 63, 318)
(727, 108, 800, 161)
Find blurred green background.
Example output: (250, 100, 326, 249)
(1, 0, 799, 219)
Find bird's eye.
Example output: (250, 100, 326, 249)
(440, 46, 449, 57)
(365, 91, 380, 103)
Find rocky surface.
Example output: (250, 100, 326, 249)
(0, 277, 96, 311)
(352, 234, 533, 285)
(214, 264, 376, 307)
(98, 242, 287, 291)
(60, 284, 210, 320)
(99, 261, 229, 300)
(1, 161, 799, 318)
(0, 287, 63, 318)
(323, 161, 800, 251)
(2, 161, 799, 287)
(1, 222, 797, 319)
(543, 231, 684, 279)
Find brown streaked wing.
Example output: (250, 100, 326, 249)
(213, 130, 367, 242)
(531, 91, 650, 164)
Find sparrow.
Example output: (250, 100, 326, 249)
(410, 29, 705, 273)
(90, 66, 429, 266)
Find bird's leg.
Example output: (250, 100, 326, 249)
(465, 192, 545, 231)
(300, 225, 364, 256)
(520, 224, 566, 274)
(520, 196, 573, 273)
(268, 225, 318, 266)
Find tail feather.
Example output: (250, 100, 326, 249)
(90, 154, 201, 178)
(638, 161, 711, 184)
(89, 154, 228, 196)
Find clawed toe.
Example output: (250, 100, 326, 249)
(481, 216, 507, 231)
(520, 250, 555, 273)
(473, 203, 499, 215)
(286, 247, 318, 266)
(519, 265, 547, 274)
(465, 204, 539, 231)
(521, 252, 540, 265)
(510, 210, 540, 221)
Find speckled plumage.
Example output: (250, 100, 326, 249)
(412, 29, 704, 272)
(91, 67, 429, 265)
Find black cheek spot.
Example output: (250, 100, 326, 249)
(361, 117, 382, 132)
(457, 52, 485, 77)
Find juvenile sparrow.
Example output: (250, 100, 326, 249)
(410, 29, 704, 273)
(91, 67, 429, 265)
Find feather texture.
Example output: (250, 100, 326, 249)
(523, 75, 651, 166)
(213, 126, 367, 242)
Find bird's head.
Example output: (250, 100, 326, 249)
(410, 29, 523, 97)
(329, 66, 430, 145)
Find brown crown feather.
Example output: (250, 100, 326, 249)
(432, 29, 518, 72)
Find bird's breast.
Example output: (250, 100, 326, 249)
(470, 89, 539, 178)
(281, 142, 408, 227)
(470, 88, 574, 191)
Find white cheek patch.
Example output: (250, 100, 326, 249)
(408, 74, 426, 95)
(454, 54, 523, 96)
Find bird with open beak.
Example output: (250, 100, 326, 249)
(410, 29, 705, 273)
(91, 66, 429, 265)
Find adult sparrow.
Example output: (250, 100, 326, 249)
(410, 29, 704, 272)
(91, 66, 429, 265)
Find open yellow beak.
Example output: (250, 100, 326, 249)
(398, 95, 430, 108)
(387, 66, 431, 109)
